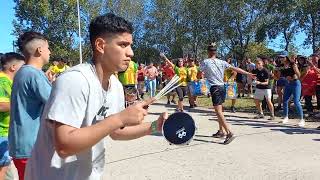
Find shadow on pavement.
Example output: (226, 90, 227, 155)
(207, 117, 320, 136)
(194, 134, 212, 138)
(106, 141, 215, 165)
(193, 138, 222, 144)
(270, 128, 320, 135)
(152, 101, 320, 136)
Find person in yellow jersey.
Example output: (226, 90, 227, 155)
(161, 54, 188, 112)
(51, 58, 70, 76)
(45, 59, 58, 81)
(224, 57, 238, 113)
(118, 60, 139, 106)
(118, 60, 138, 86)
(46, 58, 69, 81)
(0, 52, 25, 179)
(187, 58, 199, 108)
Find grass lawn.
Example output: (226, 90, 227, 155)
(195, 95, 256, 111)
(150, 89, 257, 111)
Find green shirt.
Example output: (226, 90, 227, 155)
(265, 64, 275, 72)
(265, 64, 275, 87)
(118, 61, 138, 85)
(0, 72, 12, 137)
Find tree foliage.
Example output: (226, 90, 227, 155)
(13, 0, 103, 64)
(12, 0, 319, 65)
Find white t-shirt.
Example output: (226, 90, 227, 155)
(199, 58, 231, 86)
(25, 62, 125, 180)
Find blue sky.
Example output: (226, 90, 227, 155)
(0, 1, 313, 56)
(0, 0, 16, 53)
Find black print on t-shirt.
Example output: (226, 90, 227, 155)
(92, 105, 109, 124)
(97, 105, 109, 118)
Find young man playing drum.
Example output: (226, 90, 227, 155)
(200, 43, 255, 144)
(24, 13, 167, 180)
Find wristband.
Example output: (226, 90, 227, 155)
(151, 121, 158, 134)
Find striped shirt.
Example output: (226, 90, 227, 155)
(200, 58, 231, 86)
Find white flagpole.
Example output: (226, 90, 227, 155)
(77, 0, 83, 64)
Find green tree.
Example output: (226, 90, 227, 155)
(13, 0, 102, 65)
(245, 42, 276, 60)
(182, 0, 221, 58)
(214, 0, 269, 61)
(143, 0, 188, 59)
(297, 0, 320, 52)
(265, 0, 300, 51)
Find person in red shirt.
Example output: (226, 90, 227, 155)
(137, 63, 145, 99)
(161, 61, 176, 104)
(309, 53, 320, 119)
(300, 56, 317, 115)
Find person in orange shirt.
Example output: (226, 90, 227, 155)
(137, 63, 145, 99)
(161, 61, 176, 105)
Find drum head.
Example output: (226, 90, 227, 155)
(162, 112, 196, 145)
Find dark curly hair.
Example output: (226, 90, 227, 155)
(17, 31, 47, 53)
(89, 13, 133, 49)
(0, 52, 25, 70)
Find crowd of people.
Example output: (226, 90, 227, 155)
(0, 12, 319, 180)
(118, 49, 320, 123)
(117, 45, 320, 144)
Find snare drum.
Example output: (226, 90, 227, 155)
(162, 112, 196, 145)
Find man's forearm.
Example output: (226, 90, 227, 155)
(232, 67, 250, 75)
(257, 81, 269, 85)
(313, 66, 320, 73)
(54, 113, 125, 158)
(110, 122, 152, 140)
(0, 102, 10, 112)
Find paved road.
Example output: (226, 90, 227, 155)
(103, 101, 320, 180)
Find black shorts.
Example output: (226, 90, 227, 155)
(210, 85, 226, 106)
(235, 74, 243, 83)
(176, 86, 188, 101)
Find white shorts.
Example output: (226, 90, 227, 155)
(254, 88, 271, 100)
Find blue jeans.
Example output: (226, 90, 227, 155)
(148, 79, 157, 97)
(283, 80, 303, 119)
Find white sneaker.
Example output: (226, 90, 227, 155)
(282, 117, 289, 124)
(298, 120, 305, 127)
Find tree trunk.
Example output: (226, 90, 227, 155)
(283, 29, 289, 51)
(310, 13, 317, 53)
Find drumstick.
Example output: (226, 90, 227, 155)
(154, 75, 180, 100)
(154, 78, 180, 100)
(156, 83, 182, 99)
(142, 75, 181, 110)
(157, 75, 179, 95)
